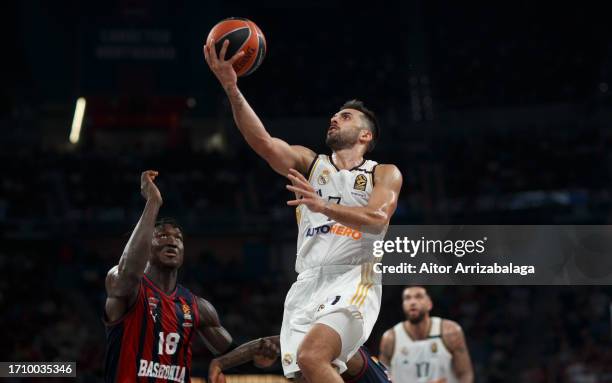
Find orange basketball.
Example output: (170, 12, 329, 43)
(206, 17, 266, 77)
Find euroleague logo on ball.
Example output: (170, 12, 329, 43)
(206, 17, 267, 77)
(235, 46, 256, 73)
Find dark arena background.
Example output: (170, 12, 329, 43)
(2, 0, 612, 382)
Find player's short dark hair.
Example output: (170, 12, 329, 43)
(403, 285, 428, 295)
(340, 99, 379, 152)
(155, 217, 182, 232)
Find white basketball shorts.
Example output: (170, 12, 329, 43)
(279, 263, 382, 378)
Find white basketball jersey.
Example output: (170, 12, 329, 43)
(390, 317, 458, 383)
(295, 154, 384, 273)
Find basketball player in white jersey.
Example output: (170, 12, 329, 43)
(204, 40, 403, 383)
(379, 286, 474, 383)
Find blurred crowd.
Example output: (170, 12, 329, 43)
(1, 122, 611, 236)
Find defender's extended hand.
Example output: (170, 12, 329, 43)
(253, 337, 279, 368)
(286, 168, 325, 213)
(208, 360, 226, 383)
(140, 170, 162, 204)
(203, 39, 245, 89)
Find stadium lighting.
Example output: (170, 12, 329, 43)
(69, 97, 86, 144)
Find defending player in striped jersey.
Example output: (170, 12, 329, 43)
(104, 171, 271, 383)
(208, 336, 391, 383)
(204, 41, 403, 383)
(378, 287, 474, 383)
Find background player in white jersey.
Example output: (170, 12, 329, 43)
(379, 286, 474, 383)
(204, 40, 403, 383)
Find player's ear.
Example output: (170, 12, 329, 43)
(359, 129, 373, 147)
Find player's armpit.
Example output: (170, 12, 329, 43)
(196, 297, 233, 355)
(105, 265, 141, 296)
(378, 328, 396, 368)
(442, 320, 474, 383)
(104, 266, 142, 322)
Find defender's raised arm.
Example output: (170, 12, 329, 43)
(105, 170, 162, 322)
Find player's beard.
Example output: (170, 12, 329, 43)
(407, 310, 427, 324)
(326, 127, 360, 151)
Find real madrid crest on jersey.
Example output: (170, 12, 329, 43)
(431, 342, 438, 353)
(318, 169, 330, 185)
(353, 174, 367, 191)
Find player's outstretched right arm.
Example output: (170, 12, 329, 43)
(208, 336, 280, 383)
(105, 170, 162, 322)
(203, 40, 315, 175)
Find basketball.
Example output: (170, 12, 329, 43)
(206, 17, 267, 77)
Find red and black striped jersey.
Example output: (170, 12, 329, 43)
(104, 275, 200, 383)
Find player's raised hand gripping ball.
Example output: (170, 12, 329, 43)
(206, 17, 266, 77)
